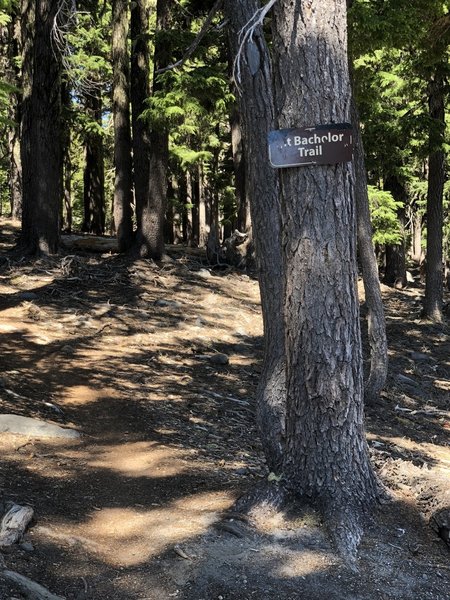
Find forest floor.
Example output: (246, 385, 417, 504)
(0, 217, 449, 600)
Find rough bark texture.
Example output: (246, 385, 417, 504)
(112, 0, 134, 252)
(225, 0, 285, 472)
(82, 90, 105, 235)
(134, 0, 172, 259)
(19, 0, 62, 254)
(272, 0, 380, 554)
(131, 0, 151, 233)
(351, 99, 388, 404)
(423, 73, 445, 323)
(230, 108, 251, 234)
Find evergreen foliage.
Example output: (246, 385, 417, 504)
(367, 185, 404, 246)
(0, 0, 448, 258)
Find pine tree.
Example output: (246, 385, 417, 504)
(19, 0, 64, 254)
(112, 0, 134, 251)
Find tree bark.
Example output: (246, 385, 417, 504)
(225, 0, 285, 472)
(197, 163, 208, 247)
(423, 72, 445, 323)
(134, 0, 172, 258)
(351, 99, 388, 404)
(411, 207, 423, 264)
(61, 79, 72, 232)
(383, 176, 407, 288)
(130, 0, 151, 232)
(230, 108, 251, 234)
(112, 0, 134, 252)
(18, 0, 63, 254)
(82, 90, 105, 235)
(272, 0, 380, 555)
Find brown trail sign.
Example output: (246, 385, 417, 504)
(268, 123, 353, 168)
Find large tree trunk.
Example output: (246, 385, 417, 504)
(112, 0, 134, 252)
(134, 0, 172, 258)
(423, 72, 445, 323)
(351, 99, 388, 404)
(82, 90, 105, 235)
(130, 0, 151, 233)
(225, 0, 285, 472)
(272, 0, 380, 555)
(19, 0, 62, 254)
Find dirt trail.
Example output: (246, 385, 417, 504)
(0, 219, 449, 600)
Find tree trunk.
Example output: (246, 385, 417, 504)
(82, 90, 105, 235)
(112, 0, 134, 252)
(19, 0, 62, 254)
(178, 171, 192, 244)
(134, 0, 172, 258)
(131, 0, 151, 232)
(9, 125, 23, 221)
(197, 163, 208, 247)
(351, 98, 388, 404)
(383, 176, 407, 288)
(230, 108, 251, 234)
(272, 0, 380, 555)
(411, 209, 423, 264)
(61, 79, 72, 232)
(225, 0, 285, 472)
(423, 72, 445, 323)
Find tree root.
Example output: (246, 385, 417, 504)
(223, 481, 386, 566)
(231, 481, 287, 520)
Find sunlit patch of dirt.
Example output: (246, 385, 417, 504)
(86, 442, 191, 478)
(34, 492, 232, 568)
(62, 385, 119, 407)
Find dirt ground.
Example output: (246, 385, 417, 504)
(0, 218, 448, 600)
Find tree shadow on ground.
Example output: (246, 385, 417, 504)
(0, 223, 449, 599)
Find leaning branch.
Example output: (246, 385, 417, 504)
(155, 0, 224, 75)
(233, 0, 278, 88)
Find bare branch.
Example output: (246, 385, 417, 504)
(233, 0, 278, 91)
(51, 0, 106, 95)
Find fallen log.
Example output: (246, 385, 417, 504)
(61, 234, 118, 254)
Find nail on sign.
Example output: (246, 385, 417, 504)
(268, 123, 353, 168)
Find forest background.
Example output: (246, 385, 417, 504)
(0, 0, 449, 313)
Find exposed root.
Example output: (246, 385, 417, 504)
(324, 504, 364, 567)
(230, 481, 287, 521)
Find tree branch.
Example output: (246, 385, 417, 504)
(155, 0, 224, 75)
(233, 0, 278, 89)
